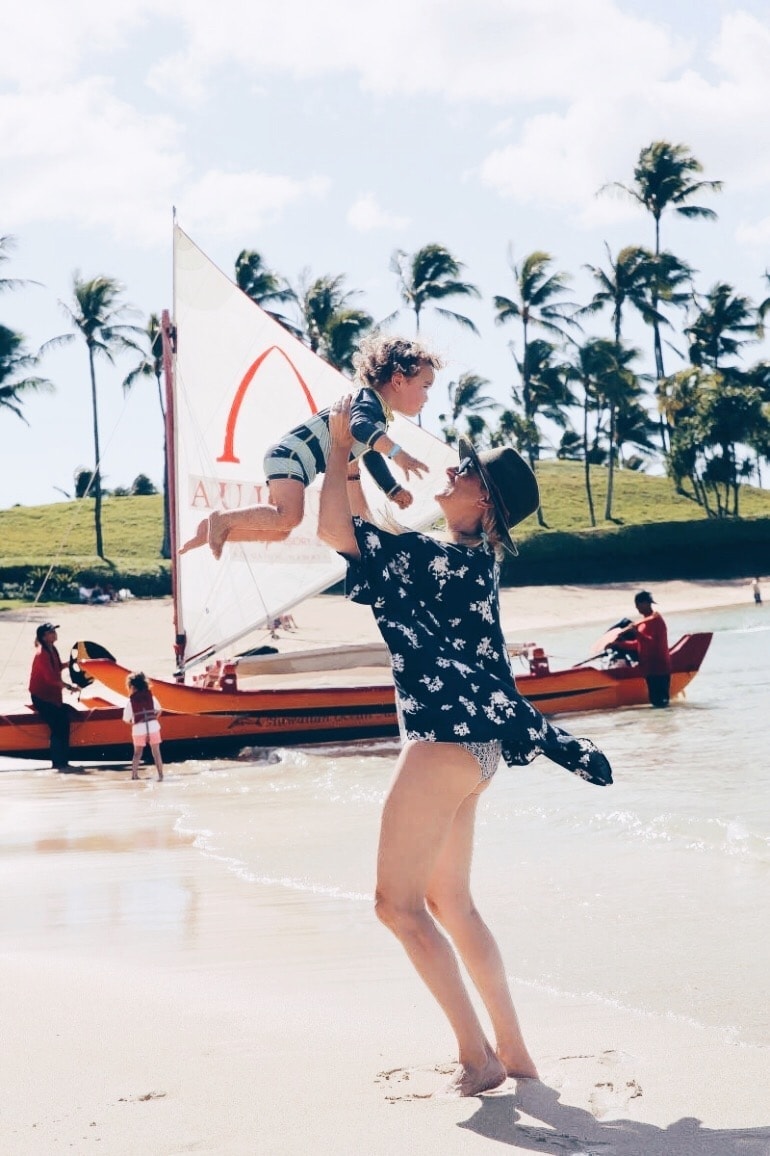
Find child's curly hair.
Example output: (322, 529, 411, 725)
(127, 671, 150, 693)
(353, 335, 444, 389)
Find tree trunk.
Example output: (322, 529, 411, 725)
(88, 345, 104, 559)
(604, 402, 616, 521)
(583, 394, 596, 527)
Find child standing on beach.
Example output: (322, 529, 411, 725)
(179, 335, 443, 558)
(123, 672, 164, 781)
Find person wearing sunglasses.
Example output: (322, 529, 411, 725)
(318, 396, 613, 1098)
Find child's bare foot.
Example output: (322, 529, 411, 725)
(179, 518, 209, 555)
(208, 510, 229, 560)
(131, 773, 139, 780)
(157, 773, 163, 781)
(442, 1053, 506, 1098)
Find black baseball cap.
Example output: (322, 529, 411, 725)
(634, 591, 655, 605)
(35, 622, 59, 642)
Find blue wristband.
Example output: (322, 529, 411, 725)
(387, 444, 401, 459)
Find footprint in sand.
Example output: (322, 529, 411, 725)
(545, 1049, 643, 1119)
(375, 1063, 457, 1102)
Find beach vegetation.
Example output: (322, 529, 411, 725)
(493, 250, 579, 524)
(439, 371, 500, 445)
(3, 474, 770, 606)
(235, 248, 299, 336)
(297, 274, 373, 375)
(122, 313, 171, 557)
(57, 276, 144, 561)
(390, 243, 481, 337)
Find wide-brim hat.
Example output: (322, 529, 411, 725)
(458, 437, 540, 555)
(36, 621, 60, 642)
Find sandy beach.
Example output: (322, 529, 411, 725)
(1, 578, 768, 1155)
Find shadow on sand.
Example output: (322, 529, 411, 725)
(458, 1081, 770, 1154)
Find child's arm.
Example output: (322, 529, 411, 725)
(360, 452, 413, 508)
(349, 390, 427, 480)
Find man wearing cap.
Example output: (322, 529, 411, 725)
(616, 591, 671, 707)
(29, 623, 78, 771)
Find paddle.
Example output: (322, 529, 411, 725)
(571, 619, 637, 668)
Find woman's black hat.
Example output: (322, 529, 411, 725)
(458, 437, 540, 554)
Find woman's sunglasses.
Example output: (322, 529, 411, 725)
(456, 455, 490, 495)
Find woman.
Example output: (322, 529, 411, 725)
(318, 397, 612, 1097)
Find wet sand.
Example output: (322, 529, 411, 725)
(1, 578, 767, 1153)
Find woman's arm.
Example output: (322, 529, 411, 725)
(318, 396, 361, 558)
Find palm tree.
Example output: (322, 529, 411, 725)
(601, 141, 722, 382)
(0, 324, 53, 420)
(565, 338, 622, 526)
(298, 275, 373, 375)
(614, 396, 658, 469)
(582, 244, 663, 345)
(390, 244, 480, 335)
(593, 342, 647, 520)
(493, 250, 579, 523)
(439, 371, 500, 444)
(235, 250, 300, 336)
(0, 234, 39, 296)
(59, 275, 143, 559)
(123, 314, 171, 557)
(686, 283, 759, 371)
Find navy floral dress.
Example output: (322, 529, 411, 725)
(345, 519, 613, 787)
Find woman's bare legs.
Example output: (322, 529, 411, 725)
(375, 740, 512, 1096)
(426, 791, 538, 1080)
(178, 479, 306, 558)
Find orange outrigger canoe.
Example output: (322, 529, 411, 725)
(0, 632, 711, 763)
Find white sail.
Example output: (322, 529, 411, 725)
(172, 226, 458, 667)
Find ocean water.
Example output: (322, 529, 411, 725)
(3, 603, 769, 1047)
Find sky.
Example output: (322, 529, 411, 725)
(4, 0, 770, 509)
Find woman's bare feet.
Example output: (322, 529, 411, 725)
(442, 1052, 507, 1098)
(497, 1047, 539, 1081)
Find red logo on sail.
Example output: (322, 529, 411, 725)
(217, 345, 318, 465)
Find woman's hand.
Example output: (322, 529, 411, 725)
(329, 395, 355, 452)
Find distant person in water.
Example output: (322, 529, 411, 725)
(29, 623, 78, 772)
(179, 335, 443, 558)
(123, 672, 164, 781)
(614, 590, 671, 707)
(751, 577, 762, 605)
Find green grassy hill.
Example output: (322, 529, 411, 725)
(0, 494, 165, 565)
(1, 466, 770, 599)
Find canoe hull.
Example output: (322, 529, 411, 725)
(1, 632, 712, 763)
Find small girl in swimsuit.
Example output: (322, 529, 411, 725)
(123, 672, 164, 781)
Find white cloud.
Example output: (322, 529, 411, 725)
(0, 79, 185, 245)
(180, 170, 331, 236)
(347, 194, 409, 233)
(1, 2, 155, 88)
(476, 9, 770, 229)
(142, 0, 685, 105)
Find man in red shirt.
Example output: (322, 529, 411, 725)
(29, 623, 78, 770)
(616, 591, 671, 707)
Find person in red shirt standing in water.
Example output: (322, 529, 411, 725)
(28, 623, 79, 770)
(617, 591, 671, 707)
